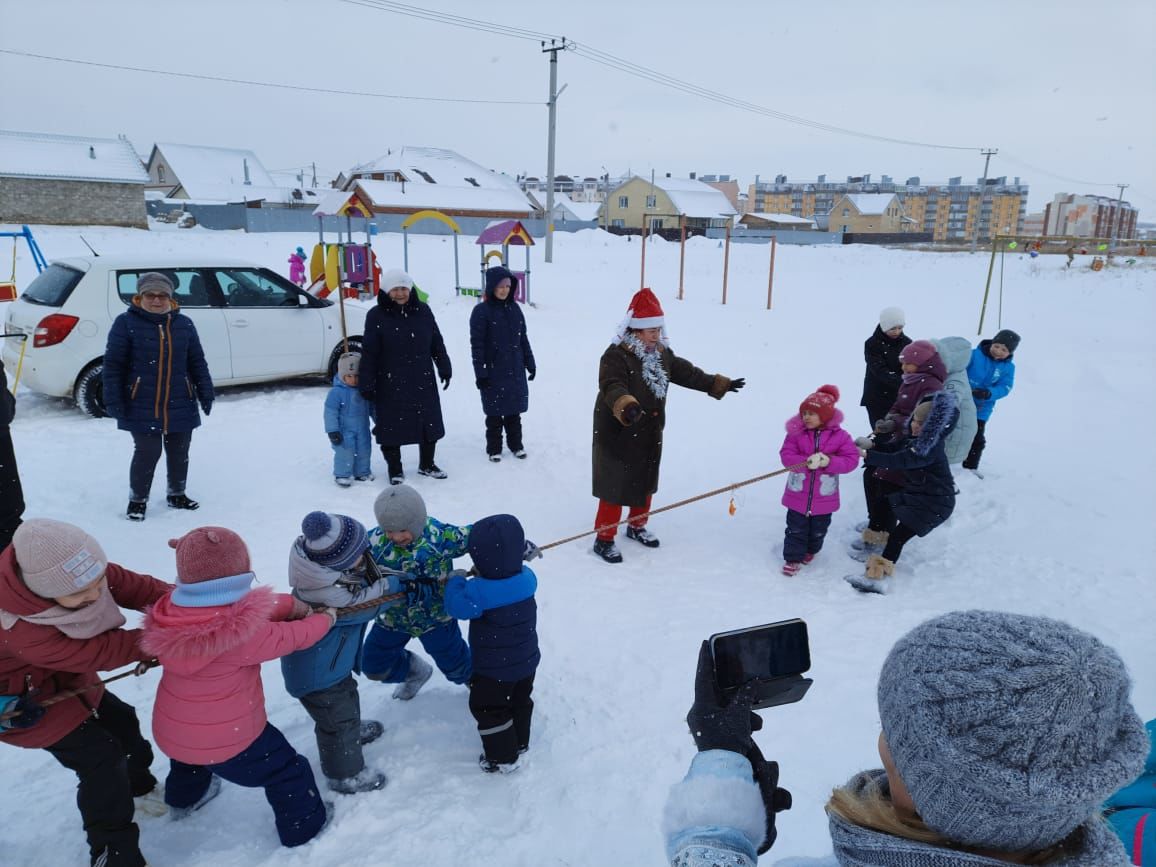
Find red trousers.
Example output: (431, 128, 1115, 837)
(595, 496, 652, 541)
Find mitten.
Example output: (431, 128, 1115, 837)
(440, 375, 451, 391)
(522, 539, 543, 561)
(805, 453, 824, 470)
(201, 400, 212, 417)
(403, 576, 439, 608)
(527, 369, 536, 381)
(622, 402, 643, 425)
(854, 436, 875, 450)
(972, 387, 991, 400)
(726, 377, 746, 393)
(817, 453, 830, 468)
(873, 417, 896, 435)
(1, 692, 46, 730)
(475, 377, 489, 390)
(288, 597, 313, 620)
(328, 431, 343, 446)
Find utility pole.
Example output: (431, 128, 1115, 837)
(970, 148, 998, 252)
(1111, 183, 1129, 246)
(542, 37, 569, 264)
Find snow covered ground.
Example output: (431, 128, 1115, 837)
(3, 223, 1155, 866)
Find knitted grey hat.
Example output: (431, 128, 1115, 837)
(878, 610, 1147, 852)
(137, 271, 175, 296)
(373, 484, 427, 541)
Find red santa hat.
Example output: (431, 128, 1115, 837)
(615, 288, 670, 346)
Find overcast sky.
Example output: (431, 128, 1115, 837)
(2, 0, 1153, 213)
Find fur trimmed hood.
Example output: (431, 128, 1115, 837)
(784, 407, 845, 434)
(912, 390, 958, 456)
(141, 585, 276, 671)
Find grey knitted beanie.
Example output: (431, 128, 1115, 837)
(878, 610, 1147, 853)
(373, 484, 427, 541)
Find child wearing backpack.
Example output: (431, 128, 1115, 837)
(281, 511, 406, 795)
(778, 386, 860, 576)
(141, 526, 337, 848)
(326, 352, 374, 487)
(445, 514, 541, 773)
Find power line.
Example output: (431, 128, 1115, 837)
(999, 152, 1120, 188)
(341, 0, 555, 42)
(0, 48, 541, 106)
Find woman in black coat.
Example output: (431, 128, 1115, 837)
(359, 268, 451, 483)
(860, 306, 911, 426)
(469, 266, 536, 462)
(102, 272, 213, 521)
(0, 357, 23, 551)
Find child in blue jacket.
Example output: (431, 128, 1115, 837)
(963, 329, 1019, 472)
(1104, 719, 1156, 865)
(281, 512, 404, 794)
(325, 352, 374, 487)
(445, 514, 540, 773)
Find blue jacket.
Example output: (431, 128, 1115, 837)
(103, 301, 213, 433)
(444, 566, 538, 682)
(966, 340, 1016, 422)
(280, 539, 401, 697)
(324, 374, 372, 439)
(359, 290, 450, 446)
(469, 266, 536, 418)
(663, 750, 763, 867)
(1104, 719, 1156, 865)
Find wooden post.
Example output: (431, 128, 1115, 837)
(677, 215, 686, 300)
(766, 235, 777, 310)
(977, 236, 999, 335)
(640, 220, 648, 290)
(721, 222, 732, 305)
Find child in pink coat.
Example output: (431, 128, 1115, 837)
(778, 385, 860, 575)
(288, 247, 307, 287)
(141, 526, 336, 848)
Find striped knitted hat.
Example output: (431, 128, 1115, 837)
(301, 512, 369, 572)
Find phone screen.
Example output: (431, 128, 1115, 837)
(711, 619, 810, 692)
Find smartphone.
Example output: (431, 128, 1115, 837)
(710, 618, 813, 710)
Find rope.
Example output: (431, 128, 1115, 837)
(332, 462, 807, 616)
(0, 660, 158, 723)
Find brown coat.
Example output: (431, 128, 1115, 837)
(592, 342, 729, 506)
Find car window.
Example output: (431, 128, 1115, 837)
(215, 269, 301, 308)
(116, 270, 218, 308)
(20, 264, 85, 307)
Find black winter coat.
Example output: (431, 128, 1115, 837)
(469, 272, 536, 418)
(592, 342, 725, 507)
(103, 301, 213, 434)
(864, 391, 958, 536)
(359, 290, 451, 446)
(0, 359, 14, 427)
(860, 326, 911, 422)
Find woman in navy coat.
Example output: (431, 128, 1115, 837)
(103, 272, 213, 521)
(359, 268, 452, 483)
(469, 266, 536, 462)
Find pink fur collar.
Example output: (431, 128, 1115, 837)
(141, 585, 276, 660)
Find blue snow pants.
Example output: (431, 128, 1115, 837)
(332, 427, 372, 479)
(361, 620, 472, 685)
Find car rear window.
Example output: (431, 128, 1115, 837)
(19, 264, 85, 307)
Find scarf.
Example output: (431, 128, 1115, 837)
(620, 332, 668, 400)
(827, 771, 1129, 867)
(0, 584, 126, 639)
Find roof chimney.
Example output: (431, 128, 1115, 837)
(690, 171, 696, 180)
(88, 146, 96, 159)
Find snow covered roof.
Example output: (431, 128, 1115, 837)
(647, 176, 738, 219)
(743, 212, 816, 226)
(0, 129, 148, 183)
(152, 143, 275, 198)
(345, 146, 521, 193)
(350, 179, 533, 216)
(843, 194, 898, 215)
(526, 191, 601, 222)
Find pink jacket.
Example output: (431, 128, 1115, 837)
(141, 587, 330, 765)
(779, 410, 860, 516)
(288, 253, 306, 284)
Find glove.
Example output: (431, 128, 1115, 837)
(854, 436, 875, 451)
(288, 597, 313, 620)
(1, 691, 46, 730)
(522, 539, 543, 561)
(622, 402, 643, 426)
(322, 607, 339, 627)
(527, 369, 536, 381)
(805, 453, 823, 470)
(726, 377, 746, 393)
(359, 390, 376, 404)
(972, 387, 991, 400)
(686, 641, 764, 756)
(402, 576, 440, 608)
(873, 417, 896, 435)
(748, 739, 793, 854)
(328, 431, 343, 446)
(441, 376, 451, 391)
(201, 401, 212, 417)
(475, 377, 489, 390)
(818, 453, 830, 468)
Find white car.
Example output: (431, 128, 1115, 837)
(2, 255, 367, 416)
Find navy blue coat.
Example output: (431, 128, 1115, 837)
(359, 290, 451, 446)
(280, 606, 378, 698)
(103, 302, 213, 434)
(860, 325, 911, 421)
(444, 514, 539, 683)
(469, 267, 536, 418)
(864, 390, 958, 536)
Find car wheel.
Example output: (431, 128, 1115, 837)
(74, 363, 108, 418)
(327, 337, 363, 379)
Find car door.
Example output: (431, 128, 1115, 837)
(113, 269, 232, 383)
(211, 268, 324, 380)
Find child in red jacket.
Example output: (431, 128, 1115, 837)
(0, 518, 171, 867)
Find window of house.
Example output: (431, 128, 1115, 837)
(842, 208, 850, 216)
(618, 195, 629, 208)
(650, 218, 664, 230)
(646, 195, 657, 208)
(611, 218, 625, 228)
(157, 164, 166, 183)
(841, 224, 849, 232)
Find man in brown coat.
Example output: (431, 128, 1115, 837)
(591, 288, 744, 563)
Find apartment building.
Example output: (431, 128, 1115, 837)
(1043, 193, 1138, 239)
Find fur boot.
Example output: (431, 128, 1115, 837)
(865, 554, 895, 580)
(862, 528, 889, 547)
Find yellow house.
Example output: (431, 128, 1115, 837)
(600, 175, 737, 232)
(829, 194, 906, 233)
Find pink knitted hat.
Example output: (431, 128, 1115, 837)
(12, 518, 108, 599)
(169, 527, 251, 585)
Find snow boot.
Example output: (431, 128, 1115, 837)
(513, 449, 527, 459)
(134, 786, 169, 818)
(488, 454, 501, 463)
(166, 493, 200, 510)
(335, 477, 353, 488)
(781, 561, 802, 576)
(592, 539, 623, 564)
(849, 529, 888, 561)
(417, 464, 448, 479)
(392, 652, 433, 701)
(355, 473, 375, 482)
(865, 554, 895, 579)
(802, 553, 815, 565)
(479, 753, 521, 774)
(126, 500, 147, 522)
(169, 776, 222, 821)
(327, 767, 387, 795)
(389, 473, 405, 486)
(625, 526, 660, 547)
(357, 719, 385, 746)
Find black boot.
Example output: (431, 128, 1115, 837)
(127, 501, 147, 522)
(167, 494, 200, 510)
(592, 539, 623, 564)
